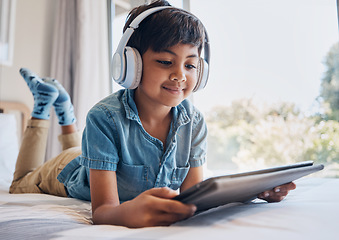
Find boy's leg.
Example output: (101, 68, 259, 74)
(10, 121, 81, 195)
(12, 119, 50, 182)
(58, 131, 81, 150)
(10, 68, 80, 196)
(9, 146, 81, 196)
(11, 68, 59, 182)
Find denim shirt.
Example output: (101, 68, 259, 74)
(58, 89, 207, 202)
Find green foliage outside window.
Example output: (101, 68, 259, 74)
(319, 42, 339, 121)
(205, 43, 339, 177)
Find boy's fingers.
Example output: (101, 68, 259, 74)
(162, 200, 197, 215)
(154, 201, 196, 225)
(146, 187, 178, 199)
(149, 193, 196, 216)
(258, 182, 296, 202)
(135, 189, 196, 226)
(273, 182, 296, 194)
(286, 181, 296, 190)
(143, 188, 196, 216)
(258, 191, 283, 202)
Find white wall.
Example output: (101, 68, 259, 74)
(0, 0, 57, 111)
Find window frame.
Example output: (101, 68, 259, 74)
(0, 0, 16, 66)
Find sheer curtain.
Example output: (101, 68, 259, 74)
(46, 0, 110, 160)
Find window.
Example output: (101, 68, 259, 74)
(0, 0, 16, 66)
(190, 0, 339, 177)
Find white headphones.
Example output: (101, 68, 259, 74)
(112, 6, 210, 92)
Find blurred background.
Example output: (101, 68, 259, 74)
(1, 0, 338, 177)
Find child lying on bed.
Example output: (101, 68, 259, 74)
(10, 0, 296, 228)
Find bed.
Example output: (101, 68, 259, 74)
(0, 101, 338, 240)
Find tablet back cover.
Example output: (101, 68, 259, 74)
(175, 163, 323, 212)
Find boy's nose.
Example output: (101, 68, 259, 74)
(169, 72, 186, 82)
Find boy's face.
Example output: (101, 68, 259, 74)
(136, 43, 199, 108)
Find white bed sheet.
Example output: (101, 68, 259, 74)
(1, 178, 338, 240)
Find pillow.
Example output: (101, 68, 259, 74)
(0, 113, 19, 184)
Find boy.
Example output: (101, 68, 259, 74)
(10, 0, 295, 228)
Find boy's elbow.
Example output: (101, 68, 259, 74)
(91, 204, 124, 226)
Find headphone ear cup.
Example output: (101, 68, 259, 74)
(121, 47, 143, 89)
(194, 58, 209, 92)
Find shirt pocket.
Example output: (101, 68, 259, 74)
(170, 165, 190, 190)
(117, 161, 149, 200)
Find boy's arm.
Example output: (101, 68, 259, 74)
(90, 169, 196, 228)
(180, 166, 204, 193)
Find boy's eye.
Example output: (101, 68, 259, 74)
(156, 60, 197, 70)
(157, 60, 172, 65)
(185, 64, 197, 69)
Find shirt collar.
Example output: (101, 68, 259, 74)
(122, 89, 139, 121)
(122, 89, 191, 126)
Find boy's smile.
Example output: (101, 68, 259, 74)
(135, 43, 199, 111)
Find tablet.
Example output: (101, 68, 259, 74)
(174, 161, 324, 212)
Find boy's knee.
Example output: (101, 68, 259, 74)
(9, 179, 43, 194)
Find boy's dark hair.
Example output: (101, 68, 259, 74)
(123, 0, 205, 56)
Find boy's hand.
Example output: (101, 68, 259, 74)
(257, 182, 296, 202)
(121, 187, 196, 228)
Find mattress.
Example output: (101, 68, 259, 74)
(1, 177, 338, 240)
